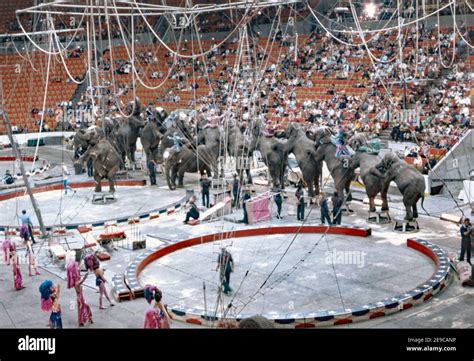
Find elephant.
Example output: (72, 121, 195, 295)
(164, 144, 214, 190)
(285, 123, 323, 199)
(371, 152, 426, 221)
(196, 118, 224, 179)
(226, 121, 253, 185)
(140, 107, 168, 163)
(158, 111, 195, 160)
(250, 120, 288, 189)
(114, 99, 146, 164)
(74, 128, 121, 193)
(312, 127, 354, 204)
(346, 134, 389, 213)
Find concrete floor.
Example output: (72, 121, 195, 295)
(0, 145, 473, 328)
(139, 233, 434, 316)
(0, 185, 185, 226)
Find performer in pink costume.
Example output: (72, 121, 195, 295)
(25, 239, 40, 276)
(2, 237, 11, 265)
(143, 285, 172, 329)
(10, 243, 24, 290)
(85, 253, 115, 310)
(67, 260, 93, 326)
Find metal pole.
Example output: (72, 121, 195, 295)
(0, 109, 47, 238)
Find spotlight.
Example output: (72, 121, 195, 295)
(364, 3, 377, 18)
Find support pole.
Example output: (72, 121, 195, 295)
(0, 109, 47, 238)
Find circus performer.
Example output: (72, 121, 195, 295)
(330, 127, 354, 158)
(67, 260, 93, 326)
(10, 243, 24, 290)
(39, 280, 62, 329)
(143, 285, 172, 329)
(25, 239, 40, 276)
(85, 253, 114, 309)
(2, 235, 11, 265)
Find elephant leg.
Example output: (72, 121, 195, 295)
(345, 183, 352, 202)
(94, 176, 102, 193)
(307, 181, 314, 204)
(412, 204, 419, 219)
(109, 178, 115, 194)
(177, 165, 186, 188)
(369, 197, 376, 212)
(404, 203, 413, 221)
(130, 145, 136, 162)
(314, 176, 320, 196)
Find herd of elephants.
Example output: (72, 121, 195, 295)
(72, 100, 426, 221)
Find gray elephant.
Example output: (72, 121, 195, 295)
(285, 123, 322, 199)
(74, 128, 121, 193)
(114, 99, 146, 164)
(140, 107, 168, 163)
(250, 121, 288, 189)
(158, 112, 195, 160)
(226, 121, 253, 184)
(371, 152, 426, 221)
(347, 134, 389, 213)
(313, 127, 354, 203)
(196, 117, 223, 179)
(164, 144, 214, 190)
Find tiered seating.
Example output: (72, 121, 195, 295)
(0, 0, 33, 34)
(0, 51, 86, 133)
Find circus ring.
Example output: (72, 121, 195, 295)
(118, 226, 453, 328)
(0, 179, 187, 233)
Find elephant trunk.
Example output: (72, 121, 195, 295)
(165, 159, 176, 190)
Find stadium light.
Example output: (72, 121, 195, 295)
(364, 3, 377, 18)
